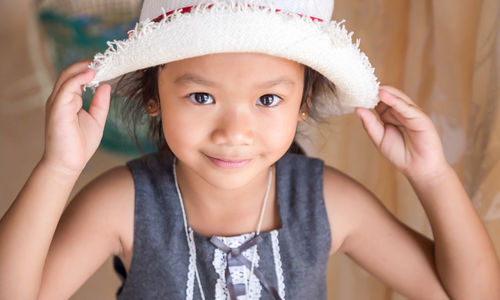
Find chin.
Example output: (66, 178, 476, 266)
(174, 148, 285, 190)
(201, 161, 268, 190)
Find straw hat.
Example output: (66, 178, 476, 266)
(85, 0, 380, 115)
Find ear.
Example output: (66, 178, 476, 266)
(145, 99, 161, 117)
(297, 91, 312, 122)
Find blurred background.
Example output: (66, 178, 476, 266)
(0, 0, 498, 299)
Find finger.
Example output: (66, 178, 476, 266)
(88, 84, 111, 128)
(380, 85, 417, 106)
(378, 88, 423, 126)
(374, 100, 391, 117)
(49, 59, 94, 104)
(55, 69, 96, 107)
(355, 107, 384, 147)
(47, 68, 93, 114)
(373, 101, 403, 127)
(47, 61, 92, 110)
(54, 59, 93, 92)
(382, 108, 405, 127)
(375, 86, 413, 117)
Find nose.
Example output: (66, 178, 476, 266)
(211, 107, 254, 146)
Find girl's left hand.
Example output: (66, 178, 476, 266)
(355, 85, 450, 184)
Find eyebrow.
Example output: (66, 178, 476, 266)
(173, 73, 296, 88)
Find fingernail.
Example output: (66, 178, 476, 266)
(86, 69, 96, 78)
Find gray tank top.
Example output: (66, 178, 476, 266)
(113, 150, 331, 299)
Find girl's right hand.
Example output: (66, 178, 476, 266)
(40, 59, 111, 176)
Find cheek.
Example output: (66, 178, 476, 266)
(161, 103, 208, 153)
(260, 109, 299, 150)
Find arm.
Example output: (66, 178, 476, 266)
(408, 164, 500, 299)
(352, 85, 500, 299)
(0, 164, 131, 300)
(37, 165, 133, 300)
(0, 60, 112, 299)
(324, 166, 450, 300)
(0, 162, 79, 299)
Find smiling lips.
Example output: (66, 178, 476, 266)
(206, 155, 253, 169)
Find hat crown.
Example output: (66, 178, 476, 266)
(140, 0, 334, 22)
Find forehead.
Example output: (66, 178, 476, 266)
(159, 52, 304, 86)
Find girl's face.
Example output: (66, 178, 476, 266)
(157, 52, 306, 189)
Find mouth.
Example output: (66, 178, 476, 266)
(205, 155, 253, 169)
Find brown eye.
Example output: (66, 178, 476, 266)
(188, 93, 214, 104)
(257, 94, 282, 107)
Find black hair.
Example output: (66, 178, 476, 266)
(115, 62, 336, 155)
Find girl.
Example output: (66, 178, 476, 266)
(1, 1, 499, 299)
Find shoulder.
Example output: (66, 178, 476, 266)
(71, 164, 134, 256)
(322, 165, 384, 255)
(322, 166, 450, 299)
(83, 164, 134, 193)
(78, 165, 134, 209)
(37, 165, 134, 299)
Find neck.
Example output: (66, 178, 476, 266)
(174, 160, 277, 235)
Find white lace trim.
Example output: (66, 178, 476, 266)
(271, 231, 285, 299)
(186, 228, 196, 300)
(212, 233, 263, 299)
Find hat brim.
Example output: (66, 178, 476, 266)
(85, 2, 379, 115)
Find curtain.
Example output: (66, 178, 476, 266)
(1, 0, 497, 299)
(300, 0, 500, 299)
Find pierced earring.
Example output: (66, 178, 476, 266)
(145, 99, 160, 117)
(301, 111, 308, 120)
